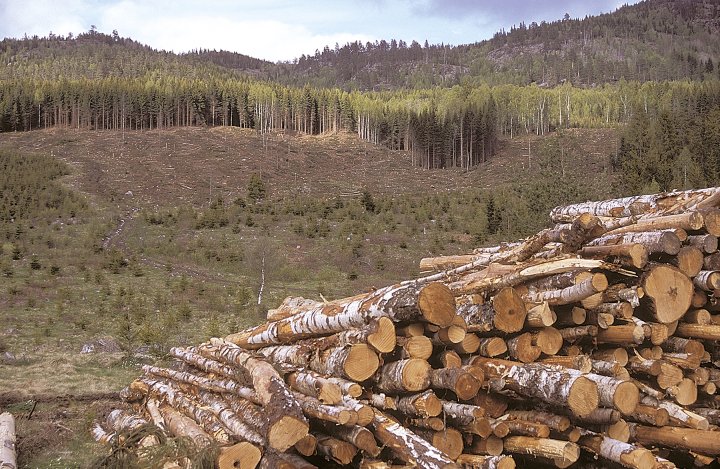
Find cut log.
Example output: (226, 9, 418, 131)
(316, 433, 359, 465)
(312, 344, 380, 382)
(665, 377, 697, 406)
(525, 302, 556, 328)
(628, 404, 670, 427)
(559, 325, 598, 342)
(452, 333, 482, 355)
(293, 434, 317, 457)
(408, 417, 445, 431)
(192, 391, 266, 446)
(414, 427, 464, 460)
(554, 306, 587, 326)
(531, 328, 563, 355)
(468, 436, 504, 456)
(430, 368, 481, 400)
(472, 394, 508, 419)
(592, 348, 629, 366)
(397, 335, 434, 359)
(675, 323, 720, 340)
(455, 454, 515, 469)
(597, 324, 645, 345)
(457, 287, 527, 334)
(639, 396, 708, 430)
(396, 390, 442, 418)
(551, 188, 720, 222)
(198, 340, 309, 449)
(259, 451, 317, 469)
(687, 234, 718, 254)
(218, 442, 263, 469)
(585, 374, 639, 415)
(0, 413, 17, 469)
(586, 231, 681, 256)
(605, 212, 705, 236)
(374, 359, 431, 393)
(670, 246, 704, 277)
(291, 391, 354, 425)
(326, 376, 363, 398)
(580, 243, 648, 269)
(227, 282, 456, 348)
(694, 270, 720, 291)
(524, 273, 608, 305)
(640, 265, 693, 323)
(503, 436, 580, 465)
(629, 424, 720, 455)
(168, 347, 239, 379)
(324, 424, 381, 457)
(593, 302, 634, 319)
(370, 410, 458, 468)
(287, 370, 342, 405)
(506, 333, 542, 363)
(578, 432, 655, 469)
(471, 357, 599, 418)
(504, 419, 550, 438)
(138, 378, 233, 445)
(692, 408, 720, 425)
(475, 337, 508, 357)
(142, 365, 260, 404)
(539, 355, 592, 373)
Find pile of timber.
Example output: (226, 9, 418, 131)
(95, 187, 720, 469)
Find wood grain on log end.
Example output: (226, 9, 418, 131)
(344, 344, 380, 382)
(568, 376, 600, 418)
(492, 288, 528, 333)
(218, 442, 262, 469)
(368, 316, 397, 353)
(418, 282, 457, 327)
(641, 265, 693, 323)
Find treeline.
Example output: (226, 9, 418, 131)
(4, 76, 720, 168)
(614, 81, 720, 194)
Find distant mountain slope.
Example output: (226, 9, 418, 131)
(281, 0, 720, 89)
(1, 0, 717, 89)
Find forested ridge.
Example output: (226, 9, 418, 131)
(1, 0, 720, 174)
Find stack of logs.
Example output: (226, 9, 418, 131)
(95, 187, 720, 469)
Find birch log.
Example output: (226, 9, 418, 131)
(370, 410, 458, 469)
(0, 413, 16, 469)
(226, 282, 456, 348)
(471, 357, 599, 418)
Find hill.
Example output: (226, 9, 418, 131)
(2, 0, 718, 90)
(280, 0, 720, 89)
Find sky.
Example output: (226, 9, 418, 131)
(0, 0, 639, 63)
